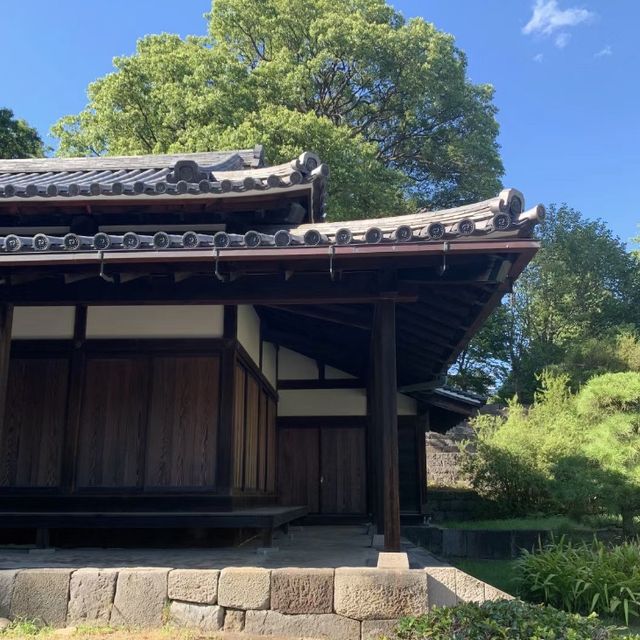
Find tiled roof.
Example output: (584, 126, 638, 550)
(0, 147, 327, 207)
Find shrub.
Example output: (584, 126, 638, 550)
(515, 537, 640, 625)
(391, 599, 627, 639)
(462, 371, 640, 530)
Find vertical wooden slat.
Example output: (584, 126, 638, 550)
(216, 305, 237, 492)
(233, 364, 246, 490)
(62, 305, 86, 492)
(0, 304, 13, 478)
(373, 300, 400, 551)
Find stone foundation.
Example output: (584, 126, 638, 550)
(0, 565, 510, 638)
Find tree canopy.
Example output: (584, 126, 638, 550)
(0, 108, 45, 159)
(52, 0, 503, 220)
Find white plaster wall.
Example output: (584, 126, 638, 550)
(262, 341, 277, 388)
(237, 305, 261, 365)
(325, 365, 356, 380)
(278, 347, 318, 380)
(11, 306, 76, 339)
(397, 393, 418, 416)
(278, 388, 417, 416)
(279, 388, 367, 416)
(86, 305, 224, 338)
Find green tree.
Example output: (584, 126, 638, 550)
(52, 0, 503, 219)
(0, 108, 45, 159)
(465, 371, 640, 535)
(455, 205, 640, 400)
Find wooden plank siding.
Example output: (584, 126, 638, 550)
(0, 358, 69, 487)
(76, 358, 150, 489)
(145, 356, 220, 488)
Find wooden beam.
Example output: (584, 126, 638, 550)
(372, 300, 401, 551)
(0, 275, 419, 306)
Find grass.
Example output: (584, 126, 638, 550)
(452, 558, 519, 594)
(439, 515, 592, 531)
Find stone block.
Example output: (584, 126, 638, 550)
(168, 569, 219, 605)
(110, 569, 169, 627)
(223, 608, 245, 632)
(271, 568, 333, 614)
(425, 567, 457, 608)
(334, 568, 428, 620)
(245, 610, 360, 640)
(169, 601, 223, 632)
(377, 552, 409, 570)
(455, 570, 485, 603)
(10, 569, 72, 627)
(67, 569, 117, 625)
(361, 619, 399, 640)
(485, 584, 513, 601)
(218, 567, 270, 610)
(0, 570, 18, 618)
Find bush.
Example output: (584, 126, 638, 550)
(462, 371, 640, 530)
(391, 599, 631, 639)
(515, 537, 640, 625)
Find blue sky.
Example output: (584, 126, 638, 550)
(1, 1, 638, 246)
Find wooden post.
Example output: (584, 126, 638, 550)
(62, 305, 87, 492)
(0, 305, 13, 456)
(216, 305, 238, 493)
(372, 300, 401, 551)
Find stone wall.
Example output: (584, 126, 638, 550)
(0, 565, 511, 639)
(425, 423, 475, 488)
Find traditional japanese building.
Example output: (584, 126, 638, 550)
(0, 148, 542, 550)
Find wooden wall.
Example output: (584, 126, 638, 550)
(232, 353, 277, 495)
(0, 346, 223, 493)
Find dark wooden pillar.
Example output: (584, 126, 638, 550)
(371, 300, 401, 551)
(216, 305, 238, 493)
(62, 305, 87, 492)
(0, 304, 13, 445)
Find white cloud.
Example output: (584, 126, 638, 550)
(555, 32, 571, 48)
(533, 53, 544, 62)
(595, 45, 612, 57)
(523, 0, 594, 37)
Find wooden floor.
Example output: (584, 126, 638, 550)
(0, 506, 308, 530)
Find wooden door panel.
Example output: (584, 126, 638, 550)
(278, 427, 319, 511)
(0, 358, 69, 487)
(320, 427, 367, 514)
(76, 358, 149, 488)
(144, 356, 219, 488)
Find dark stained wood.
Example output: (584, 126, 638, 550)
(278, 427, 320, 513)
(374, 300, 401, 551)
(398, 419, 420, 513)
(216, 305, 237, 491)
(257, 390, 268, 492)
(243, 374, 260, 490)
(145, 356, 220, 488)
(75, 358, 150, 488)
(266, 397, 277, 493)
(232, 364, 246, 490)
(320, 427, 367, 514)
(0, 358, 69, 487)
(61, 305, 86, 491)
(0, 272, 419, 306)
(0, 304, 13, 473)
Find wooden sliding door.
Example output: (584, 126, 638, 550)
(278, 423, 367, 515)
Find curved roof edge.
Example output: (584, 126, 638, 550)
(285, 188, 545, 242)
